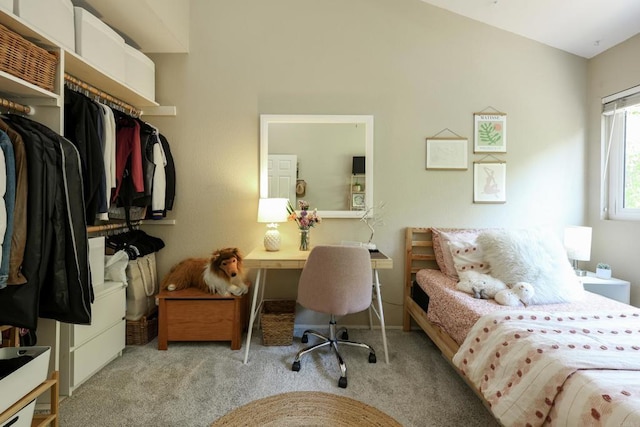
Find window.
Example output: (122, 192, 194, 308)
(602, 86, 640, 220)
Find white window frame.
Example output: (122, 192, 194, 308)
(602, 85, 640, 220)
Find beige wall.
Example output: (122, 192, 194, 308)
(144, 0, 590, 327)
(587, 33, 640, 307)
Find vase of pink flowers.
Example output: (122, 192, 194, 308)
(287, 200, 321, 251)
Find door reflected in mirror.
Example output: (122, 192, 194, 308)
(260, 115, 373, 219)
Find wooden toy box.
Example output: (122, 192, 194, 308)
(157, 288, 248, 350)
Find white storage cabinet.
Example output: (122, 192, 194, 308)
(59, 281, 126, 395)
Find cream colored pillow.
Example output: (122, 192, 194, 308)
(432, 228, 485, 279)
(447, 240, 490, 275)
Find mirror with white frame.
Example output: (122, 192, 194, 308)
(259, 114, 374, 218)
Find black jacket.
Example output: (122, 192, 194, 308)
(159, 133, 176, 213)
(64, 88, 105, 226)
(0, 115, 92, 329)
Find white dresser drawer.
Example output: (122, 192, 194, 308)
(73, 284, 125, 346)
(72, 320, 125, 389)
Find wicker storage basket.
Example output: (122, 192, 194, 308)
(261, 300, 296, 346)
(126, 309, 158, 345)
(0, 23, 57, 92)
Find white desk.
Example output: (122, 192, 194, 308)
(242, 247, 393, 364)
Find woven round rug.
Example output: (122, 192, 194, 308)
(211, 391, 402, 426)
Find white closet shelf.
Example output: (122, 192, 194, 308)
(65, 50, 157, 108)
(0, 9, 177, 115)
(0, 70, 59, 102)
(142, 106, 177, 116)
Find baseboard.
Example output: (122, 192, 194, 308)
(290, 324, 403, 335)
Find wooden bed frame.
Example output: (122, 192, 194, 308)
(402, 227, 498, 418)
(402, 227, 461, 361)
(403, 227, 640, 425)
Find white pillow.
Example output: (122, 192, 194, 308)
(477, 228, 584, 305)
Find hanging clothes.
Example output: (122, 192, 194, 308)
(0, 145, 6, 287)
(64, 83, 175, 223)
(97, 104, 117, 222)
(157, 133, 176, 217)
(0, 114, 92, 329)
(105, 229, 165, 260)
(0, 130, 14, 289)
(64, 87, 105, 226)
(150, 130, 166, 217)
(112, 111, 144, 204)
(0, 119, 28, 286)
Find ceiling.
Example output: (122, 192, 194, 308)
(420, 0, 640, 58)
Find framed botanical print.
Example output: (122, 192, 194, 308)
(474, 113, 506, 153)
(425, 138, 468, 170)
(473, 162, 506, 203)
(352, 192, 365, 209)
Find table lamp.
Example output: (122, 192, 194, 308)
(257, 198, 289, 251)
(563, 226, 592, 276)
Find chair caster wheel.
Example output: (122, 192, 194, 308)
(340, 331, 349, 340)
(338, 376, 347, 388)
(369, 353, 376, 363)
(301, 335, 308, 344)
(292, 361, 301, 371)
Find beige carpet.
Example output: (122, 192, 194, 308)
(211, 391, 402, 426)
(59, 330, 498, 426)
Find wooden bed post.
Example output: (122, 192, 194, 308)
(403, 227, 437, 332)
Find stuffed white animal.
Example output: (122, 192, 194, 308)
(494, 282, 535, 307)
(456, 270, 508, 299)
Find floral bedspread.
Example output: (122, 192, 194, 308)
(452, 310, 640, 426)
(415, 268, 630, 346)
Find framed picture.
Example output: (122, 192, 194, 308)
(474, 113, 506, 153)
(351, 192, 366, 209)
(425, 138, 468, 170)
(473, 162, 506, 203)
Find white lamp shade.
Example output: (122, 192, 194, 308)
(257, 198, 289, 224)
(563, 226, 592, 261)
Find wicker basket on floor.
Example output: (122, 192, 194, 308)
(126, 310, 158, 345)
(261, 300, 296, 346)
(0, 23, 57, 92)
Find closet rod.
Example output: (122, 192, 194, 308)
(87, 221, 140, 234)
(0, 97, 32, 115)
(64, 73, 141, 118)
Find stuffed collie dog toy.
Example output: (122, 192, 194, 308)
(160, 247, 249, 296)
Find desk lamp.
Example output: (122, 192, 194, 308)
(563, 226, 592, 276)
(257, 198, 289, 251)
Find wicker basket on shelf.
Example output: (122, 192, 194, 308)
(126, 310, 158, 345)
(0, 23, 58, 92)
(261, 300, 296, 346)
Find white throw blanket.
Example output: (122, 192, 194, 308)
(452, 310, 640, 426)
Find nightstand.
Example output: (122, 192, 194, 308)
(580, 272, 631, 304)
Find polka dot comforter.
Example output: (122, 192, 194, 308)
(453, 310, 640, 427)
